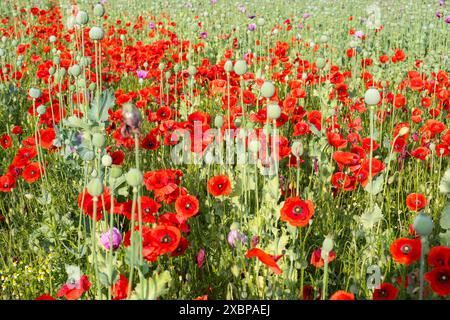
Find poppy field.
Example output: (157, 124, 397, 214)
(0, 0, 449, 301)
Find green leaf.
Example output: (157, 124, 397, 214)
(88, 89, 115, 123)
(364, 174, 384, 195)
(439, 203, 450, 230)
(360, 203, 383, 229)
(439, 168, 450, 195)
(130, 270, 171, 300)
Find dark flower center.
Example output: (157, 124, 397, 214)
(218, 183, 223, 189)
(144, 208, 150, 213)
(439, 273, 449, 283)
(161, 234, 172, 244)
(293, 205, 303, 216)
(4, 183, 9, 188)
(400, 244, 411, 254)
(379, 289, 388, 297)
(185, 203, 191, 209)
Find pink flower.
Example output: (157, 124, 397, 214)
(197, 248, 206, 268)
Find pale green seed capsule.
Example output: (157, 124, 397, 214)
(92, 133, 106, 148)
(93, 4, 105, 17)
(29, 88, 42, 99)
(364, 88, 381, 106)
(89, 26, 104, 41)
(188, 65, 197, 76)
(267, 104, 281, 119)
(214, 115, 224, 128)
(224, 60, 233, 73)
(87, 178, 103, 196)
(316, 57, 326, 69)
(76, 11, 89, 25)
(125, 168, 143, 187)
(36, 105, 47, 115)
(261, 81, 275, 99)
(110, 165, 122, 179)
(233, 60, 247, 75)
(101, 154, 112, 167)
(413, 212, 433, 237)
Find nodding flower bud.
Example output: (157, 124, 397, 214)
(121, 103, 142, 138)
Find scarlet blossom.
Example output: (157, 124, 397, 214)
(372, 283, 399, 300)
(144, 169, 183, 202)
(332, 151, 360, 167)
(390, 238, 421, 265)
(406, 193, 427, 211)
(0, 174, 16, 192)
(119, 196, 160, 223)
(193, 295, 208, 300)
(310, 248, 336, 268)
(175, 194, 199, 218)
(1, 134, 12, 149)
(280, 196, 314, 227)
(411, 147, 430, 160)
(39, 128, 56, 149)
(424, 266, 450, 296)
(158, 212, 190, 233)
(207, 175, 232, 197)
(34, 294, 56, 300)
(22, 162, 42, 183)
(111, 275, 129, 300)
(428, 246, 450, 268)
(330, 290, 355, 300)
(245, 248, 283, 275)
(171, 237, 189, 257)
(141, 132, 160, 150)
(148, 225, 182, 256)
(77, 187, 113, 221)
(56, 275, 91, 300)
(11, 125, 23, 135)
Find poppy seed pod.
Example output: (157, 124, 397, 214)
(174, 64, 180, 72)
(36, 105, 47, 115)
(49, 35, 56, 43)
(319, 35, 329, 43)
(69, 64, 81, 77)
(88, 83, 96, 91)
(267, 104, 281, 119)
(75, 11, 89, 25)
(82, 150, 95, 162)
(321, 236, 334, 258)
(0, 48, 4, 57)
(29, 88, 42, 99)
(125, 168, 143, 187)
(110, 165, 122, 179)
(158, 62, 166, 71)
(87, 178, 103, 196)
(413, 212, 434, 237)
(121, 103, 142, 137)
(92, 132, 106, 148)
(233, 60, 247, 75)
(248, 140, 260, 153)
(224, 60, 233, 73)
(316, 57, 326, 69)
(89, 26, 104, 41)
(101, 154, 112, 167)
(261, 81, 276, 99)
(364, 87, 381, 106)
(93, 4, 105, 17)
(291, 141, 304, 157)
(257, 17, 265, 26)
(188, 65, 197, 76)
(214, 115, 224, 128)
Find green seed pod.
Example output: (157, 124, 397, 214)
(93, 4, 105, 17)
(413, 212, 434, 237)
(233, 60, 247, 75)
(29, 88, 42, 99)
(234, 117, 242, 128)
(76, 11, 89, 25)
(125, 168, 143, 187)
(49, 35, 56, 43)
(92, 133, 106, 148)
(164, 71, 171, 80)
(82, 150, 95, 162)
(291, 140, 304, 157)
(110, 165, 122, 179)
(66, 116, 83, 128)
(257, 17, 265, 26)
(77, 78, 86, 87)
(267, 104, 281, 119)
(158, 62, 166, 71)
(321, 236, 334, 258)
(224, 60, 233, 73)
(174, 64, 180, 72)
(214, 115, 224, 128)
(143, 62, 148, 68)
(89, 26, 104, 41)
(101, 154, 112, 167)
(88, 82, 96, 91)
(36, 105, 47, 115)
(70, 64, 81, 77)
(364, 87, 381, 106)
(188, 65, 197, 76)
(248, 140, 260, 153)
(53, 56, 60, 65)
(316, 57, 326, 69)
(87, 178, 103, 196)
(0, 48, 4, 57)
(245, 122, 254, 130)
(319, 35, 329, 44)
(48, 66, 55, 75)
(261, 81, 275, 99)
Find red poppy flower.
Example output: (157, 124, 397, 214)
(34, 294, 56, 300)
(148, 225, 181, 256)
(424, 266, 450, 296)
(171, 237, 189, 257)
(141, 132, 160, 150)
(428, 246, 450, 268)
(373, 283, 398, 300)
(1, 134, 12, 149)
(175, 194, 199, 218)
(11, 125, 23, 135)
(0, 174, 16, 192)
(332, 151, 360, 167)
(39, 128, 56, 149)
(406, 193, 427, 211)
(112, 274, 129, 300)
(207, 175, 232, 197)
(56, 275, 91, 300)
(23, 162, 42, 183)
(77, 187, 113, 221)
(330, 290, 355, 300)
(390, 238, 421, 265)
(12, 147, 37, 167)
(119, 196, 160, 223)
(245, 248, 283, 275)
(310, 248, 337, 268)
(280, 196, 314, 227)
(302, 285, 320, 300)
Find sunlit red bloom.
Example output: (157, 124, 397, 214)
(245, 248, 283, 275)
(22, 162, 42, 183)
(111, 274, 129, 300)
(207, 175, 232, 197)
(406, 193, 427, 211)
(280, 196, 314, 227)
(34, 294, 56, 300)
(428, 246, 450, 268)
(1, 134, 12, 149)
(148, 225, 182, 256)
(332, 151, 360, 167)
(330, 290, 355, 300)
(119, 196, 160, 223)
(56, 275, 91, 300)
(390, 238, 421, 265)
(193, 295, 208, 300)
(310, 248, 337, 268)
(11, 126, 23, 135)
(77, 187, 113, 221)
(424, 266, 450, 296)
(39, 128, 56, 149)
(175, 194, 199, 218)
(0, 174, 16, 192)
(372, 283, 398, 300)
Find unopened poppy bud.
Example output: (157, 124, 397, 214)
(319, 35, 329, 43)
(125, 168, 143, 187)
(234, 60, 247, 75)
(87, 178, 103, 196)
(92, 132, 106, 148)
(398, 127, 409, 137)
(101, 154, 112, 167)
(261, 81, 275, 99)
(89, 26, 104, 41)
(413, 212, 434, 237)
(364, 88, 381, 106)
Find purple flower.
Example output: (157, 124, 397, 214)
(238, 4, 246, 13)
(440, 0, 445, 6)
(100, 227, 122, 251)
(446, 16, 450, 23)
(210, 0, 217, 4)
(248, 15, 256, 19)
(185, 2, 193, 8)
(436, 11, 443, 18)
(412, 132, 419, 142)
(248, 23, 256, 31)
(148, 22, 156, 29)
(298, 23, 303, 30)
(200, 31, 208, 39)
(197, 249, 206, 268)
(303, 13, 311, 20)
(251, 235, 260, 247)
(136, 70, 148, 79)
(227, 230, 247, 247)
(355, 30, 364, 39)
(100, 0, 108, 4)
